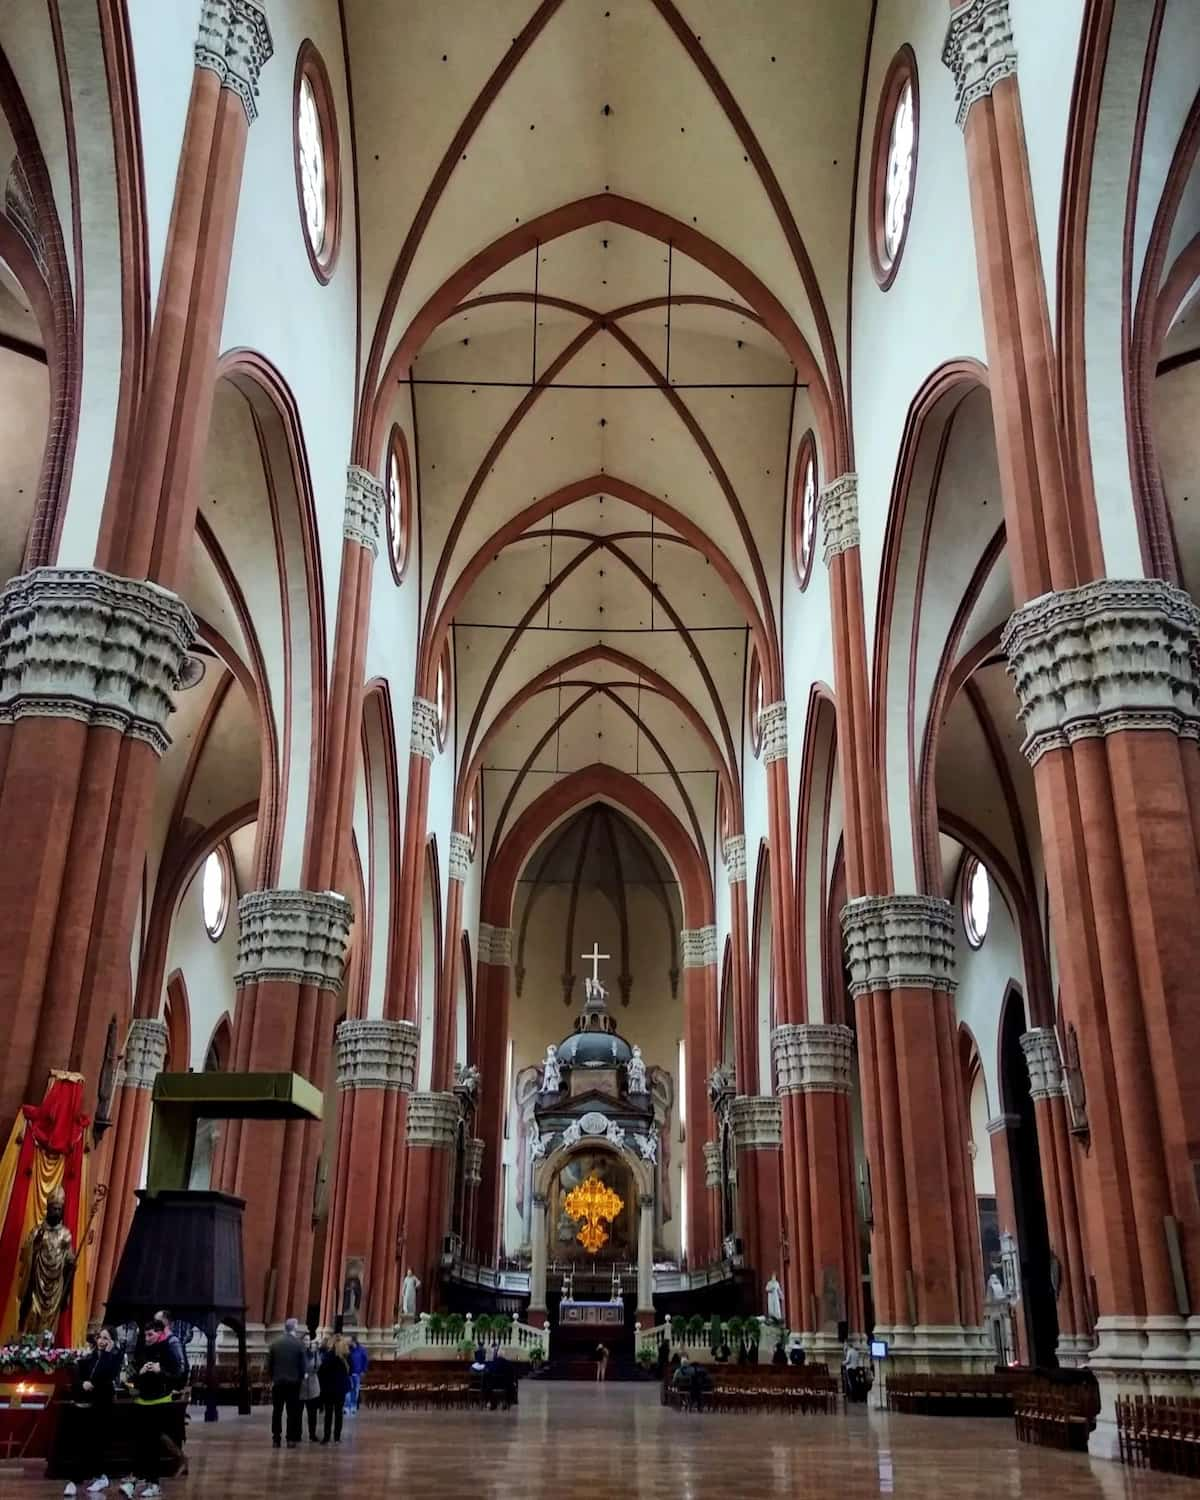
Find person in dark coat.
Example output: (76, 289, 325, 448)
(267, 1318, 307, 1449)
(60, 1327, 123, 1495)
(120, 1318, 187, 1499)
(318, 1336, 351, 1443)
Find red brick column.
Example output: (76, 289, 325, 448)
(722, 835, 754, 1088)
(841, 897, 987, 1369)
(432, 831, 473, 1089)
(773, 1023, 863, 1355)
(320, 1019, 419, 1345)
(944, 4, 1200, 1442)
(1020, 1028, 1094, 1365)
(680, 928, 717, 1261)
(472, 924, 513, 1261)
(729, 1096, 784, 1297)
(403, 1090, 462, 1309)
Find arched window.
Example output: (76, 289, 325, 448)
(465, 781, 479, 857)
(293, 43, 341, 281)
(870, 48, 919, 288)
(435, 643, 452, 751)
(748, 650, 765, 757)
(792, 431, 819, 586)
(387, 425, 412, 580)
(962, 855, 990, 948)
(201, 846, 231, 940)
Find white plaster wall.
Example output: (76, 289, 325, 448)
(952, 874, 1024, 1118)
(164, 859, 239, 1071)
(969, 1069, 996, 1197)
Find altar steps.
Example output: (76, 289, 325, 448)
(540, 1357, 646, 1383)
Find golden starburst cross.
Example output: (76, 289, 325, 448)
(563, 1173, 624, 1256)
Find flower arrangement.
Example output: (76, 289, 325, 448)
(0, 1339, 84, 1374)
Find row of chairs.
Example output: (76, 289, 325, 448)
(357, 1362, 518, 1412)
(1116, 1394, 1200, 1475)
(885, 1372, 1022, 1417)
(666, 1368, 840, 1416)
(1013, 1383, 1095, 1451)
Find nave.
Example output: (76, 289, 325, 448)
(4, 1387, 1188, 1500)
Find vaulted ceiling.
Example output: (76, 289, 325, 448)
(345, 0, 874, 874)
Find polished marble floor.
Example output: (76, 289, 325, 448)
(4, 1384, 1193, 1498)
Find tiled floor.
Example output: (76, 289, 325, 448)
(5, 1383, 1194, 1498)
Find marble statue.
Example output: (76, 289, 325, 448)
(636, 1133, 657, 1164)
(561, 1119, 582, 1146)
(986, 1273, 1007, 1304)
(765, 1271, 784, 1324)
(18, 1187, 76, 1336)
(529, 1122, 548, 1159)
(603, 1119, 625, 1149)
(455, 1062, 481, 1100)
(400, 1267, 422, 1319)
(627, 1045, 648, 1094)
(541, 1044, 563, 1093)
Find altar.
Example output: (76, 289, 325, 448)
(559, 1299, 624, 1328)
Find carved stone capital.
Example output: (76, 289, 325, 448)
(410, 696, 439, 759)
(723, 834, 747, 884)
(840, 895, 957, 998)
(465, 1137, 485, 1187)
(405, 1090, 460, 1150)
(344, 466, 384, 556)
(730, 1094, 783, 1151)
(821, 474, 860, 564)
(680, 926, 718, 968)
(772, 1023, 855, 1095)
(1001, 579, 1200, 765)
(638, 1192, 655, 1211)
(1020, 1028, 1065, 1101)
(703, 1140, 722, 1189)
(986, 1113, 1021, 1137)
(235, 889, 353, 992)
(448, 831, 473, 882)
(0, 568, 196, 756)
(531, 1192, 549, 1212)
(194, 0, 273, 124)
(477, 923, 513, 967)
(943, 0, 1017, 128)
(759, 700, 788, 764)
(335, 1018, 420, 1092)
(119, 1018, 169, 1090)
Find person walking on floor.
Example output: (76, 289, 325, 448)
(267, 1318, 307, 1450)
(121, 1317, 187, 1499)
(345, 1335, 368, 1414)
(595, 1344, 609, 1382)
(301, 1335, 322, 1441)
(60, 1327, 123, 1496)
(318, 1336, 351, 1443)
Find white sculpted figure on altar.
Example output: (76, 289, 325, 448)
(604, 1119, 625, 1149)
(636, 1133, 657, 1164)
(765, 1271, 784, 1323)
(627, 1045, 648, 1094)
(562, 1119, 582, 1146)
(401, 1267, 422, 1318)
(530, 1122, 548, 1159)
(541, 1044, 563, 1093)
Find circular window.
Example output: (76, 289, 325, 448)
(293, 43, 341, 282)
(748, 651, 765, 757)
(792, 432, 819, 586)
(387, 425, 412, 581)
(201, 847, 231, 940)
(435, 643, 452, 751)
(870, 48, 919, 289)
(962, 855, 990, 948)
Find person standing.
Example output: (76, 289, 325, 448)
(345, 1335, 368, 1414)
(267, 1318, 307, 1449)
(60, 1327, 123, 1496)
(120, 1317, 187, 1499)
(318, 1336, 350, 1444)
(595, 1344, 609, 1382)
(301, 1336, 322, 1441)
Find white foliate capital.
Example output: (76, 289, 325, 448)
(680, 926, 718, 968)
(723, 835, 747, 884)
(448, 831, 473, 882)
(840, 895, 957, 998)
(730, 1095, 783, 1151)
(772, 1023, 855, 1095)
(410, 697, 439, 759)
(119, 1018, 169, 1090)
(344, 467, 385, 556)
(759, 700, 788, 763)
(821, 474, 860, 564)
(335, 1019, 420, 1092)
(943, 0, 1017, 128)
(0, 568, 196, 756)
(465, 1137, 485, 1187)
(1001, 580, 1200, 766)
(194, 0, 273, 124)
(235, 889, 353, 992)
(1020, 1028, 1065, 1101)
(405, 1091, 461, 1149)
(703, 1141, 722, 1189)
(478, 924, 513, 967)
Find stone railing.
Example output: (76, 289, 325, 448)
(635, 1314, 773, 1363)
(394, 1311, 549, 1361)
